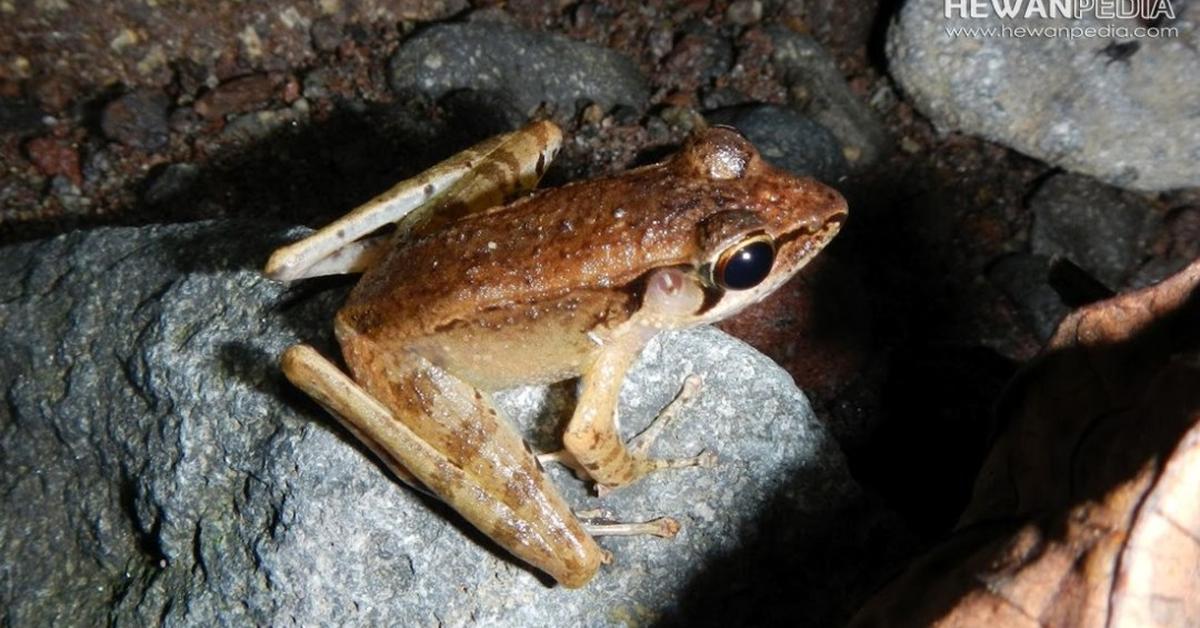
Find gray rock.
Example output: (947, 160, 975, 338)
(888, 0, 1200, 191)
(0, 222, 890, 625)
(708, 104, 850, 182)
(100, 89, 170, 151)
(389, 22, 650, 126)
(1030, 173, 1160, 287)
(768, 27, 890, 171)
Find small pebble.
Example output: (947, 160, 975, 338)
(310, 17, 343, 52)
(195, 74, 279, 120)
(726, 0, 763, 25)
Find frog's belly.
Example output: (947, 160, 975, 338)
(408, 289, 634, 391)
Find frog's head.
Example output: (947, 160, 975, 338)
(672, 125, 848, 325)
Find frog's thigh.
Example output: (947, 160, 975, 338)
(563, 268, 711, 489)
(265, 121, 562, 281)
(328, 334, 605, 587)
(281, 344, 425, 489)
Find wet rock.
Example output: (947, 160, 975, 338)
(0, 222, 896, 626)
(25, 136, 81, 186)
(195, 74, 281, 120)
(1029, 174, 1160, 288)
(987, 253, 1070, 342)
(100, 89, 170, 151)
(888, 0, 1200, 191)
(388, 22, 650, 124)
(708, 104, 849, 182)
(768, 27, 889, 171)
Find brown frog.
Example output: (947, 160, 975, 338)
(264, 121, 847, 588)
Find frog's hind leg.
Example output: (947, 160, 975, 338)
(265, 120, 563, 281)
(284, 338, 605, 588)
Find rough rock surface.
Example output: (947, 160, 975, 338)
(888, 0, 1200, 191)
(389, 21, 650, 126)
(1029, 173, 1161, 288)
(0, 222, 885, 626)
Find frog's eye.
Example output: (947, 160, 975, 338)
(714, 235, 775, 290)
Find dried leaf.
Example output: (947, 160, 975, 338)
(853, 258, 1200, 627)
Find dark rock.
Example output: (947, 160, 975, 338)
(708, 104, 849, 182)
(888, 0, 1200, 191)
(0, 222, 896, 626)
(768, 27, 889, 171)
(100, 90, 170, 151)
(1029, 174, 1160, 288)
(987, 253, 1071, 342)
(388, 22, 650, 123)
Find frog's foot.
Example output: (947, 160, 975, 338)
(629, 373, 705, 458)
(594, 374, 717, 497)
(576, 509, 681, 539)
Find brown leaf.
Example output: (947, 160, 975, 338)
(853, 258, 1200, 627)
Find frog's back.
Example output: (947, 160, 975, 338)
(340, 162, 719, 340)
(337, 126, 840, 349)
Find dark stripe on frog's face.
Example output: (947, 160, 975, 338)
(690, 211, 846, 318)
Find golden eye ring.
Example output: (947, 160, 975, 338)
(712, 234, 775, 290)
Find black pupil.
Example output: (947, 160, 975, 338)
(721, 241, 774, 290)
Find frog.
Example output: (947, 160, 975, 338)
(264, 120, 848, 588)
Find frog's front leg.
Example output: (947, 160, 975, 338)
(563, 268, 718, 491)
(265, 120, 562, 281)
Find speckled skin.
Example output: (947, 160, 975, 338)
(338, 127, 847, 389)
(281, 123, 846, 588)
